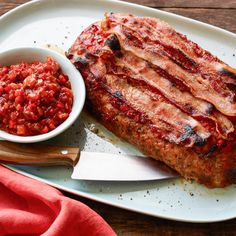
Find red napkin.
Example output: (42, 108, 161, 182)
(0, 165, 116, 236)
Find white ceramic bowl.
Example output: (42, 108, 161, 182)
(0, 47, 85, 143)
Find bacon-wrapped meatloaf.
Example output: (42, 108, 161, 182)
(67, 13, 236, 188)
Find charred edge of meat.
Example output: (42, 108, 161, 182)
(201, 144, 218, 158)
(226, 83, 236, 93)
(85, 52, 94, 59)
(225, 169, 236, 184)
(194, 135, 206, 147)
(185, 105, 195, 115)
(109, 92, 149, 125)
(69, 56, 89, 69)
(113, 91, 123, 98)
(147, 62, 190, 92)
(206, 104, 214, 115)
(219, 68, 236, 80)
(164, 47, 198, 73)
(180, 125, 205, 146)
(180, 125, 195, 142)
(122, 29, 144, 48)
(105, 35, 121, 51)
(66, 52, 73, 60)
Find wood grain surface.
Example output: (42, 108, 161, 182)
(0, 0, 236, 235)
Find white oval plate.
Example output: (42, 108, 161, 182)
(1, 0, 236, 222)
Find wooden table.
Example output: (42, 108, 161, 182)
(0, 0, 236, 235)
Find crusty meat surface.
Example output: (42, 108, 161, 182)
(67, 13, 236, 188)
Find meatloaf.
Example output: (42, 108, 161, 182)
(67, 13, 236, 188)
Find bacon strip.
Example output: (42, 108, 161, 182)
(141, 16, 236, 85)
(104, 74, 210, 146)
(112, 52, 234, 138)
(108, 14, 236, 93)
(104, 14, 236, 116)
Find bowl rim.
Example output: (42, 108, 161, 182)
(0, 46, 86, 143)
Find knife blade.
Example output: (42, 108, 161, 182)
(0, 141, 178, 181)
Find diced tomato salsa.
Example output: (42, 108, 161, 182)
(0, 57, 73, 136)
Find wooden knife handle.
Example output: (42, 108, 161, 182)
(0, 141, 80, 167)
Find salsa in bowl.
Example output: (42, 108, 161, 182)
(0, 47, 85, 143)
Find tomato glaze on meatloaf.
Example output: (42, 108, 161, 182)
(67, 13, 236, 188)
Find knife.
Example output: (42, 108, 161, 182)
(0, 141, 178, 181)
